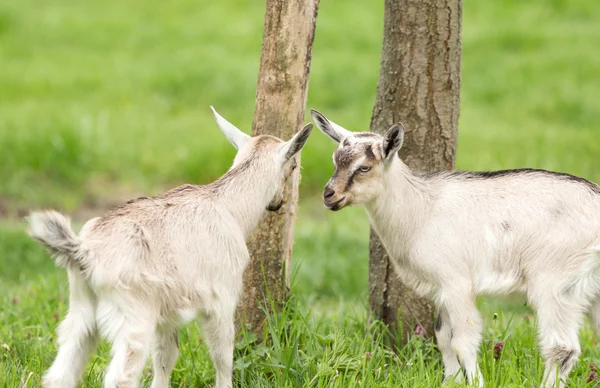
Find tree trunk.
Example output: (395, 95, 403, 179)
(237, 0, 319, 335)
(369, 0, 462, 343)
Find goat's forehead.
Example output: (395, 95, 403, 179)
(341, 133, 381, 148)
(333, 135, 380, 168)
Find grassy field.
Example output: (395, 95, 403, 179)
(3, 208, 600, 387)
(1, 0, 600, 386)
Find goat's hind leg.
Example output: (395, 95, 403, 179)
(203, 303, 235, 388)
(536, 295, 584, 388)
(43, 269, 98, 388)
(102, 304, 155, 388)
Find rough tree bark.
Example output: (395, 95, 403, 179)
(369, 0, 462, 343)
(236, 0, 320, 335)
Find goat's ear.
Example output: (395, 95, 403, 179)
(381, 123, 405, 162)
(279, 123, 313, 162)
(210, 106, 251, 150)
(310, 109, 352, 144)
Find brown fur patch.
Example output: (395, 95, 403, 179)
(435, 313, 443, 332)
(126, 196, 150, 204)
(365, 145, 375, 160)
(354, 132, 380, 139)
(334, 142, 380, 170)
(548, 346, 577, 373)
(334, 148, 358, 169)
(253, 135, 282, 148)
(123, 343, 140, 374)
(132, 223, 151, 253)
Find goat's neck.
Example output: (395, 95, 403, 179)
(364, 158, 433, 252)
(212, 161, 278, 239)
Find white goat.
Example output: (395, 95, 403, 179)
(28, 108, 313, 388)
(311, 109, 600, 388)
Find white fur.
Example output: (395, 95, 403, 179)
(29, 111, 312, 388)
(312, 110, 600, 388)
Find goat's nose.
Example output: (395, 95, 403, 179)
(324, 186, 335, 199)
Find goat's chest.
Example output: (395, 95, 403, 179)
(375, 236, 439, 297)
(383, 253, 437, 298)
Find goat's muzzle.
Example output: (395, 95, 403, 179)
(324, 186, 335, 200)
(323, 185, 346, 211)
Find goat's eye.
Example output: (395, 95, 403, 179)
(359, 166, 371, 173)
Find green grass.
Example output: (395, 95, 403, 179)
(1, 0, 600, 386)
(2, 209, 600, 387)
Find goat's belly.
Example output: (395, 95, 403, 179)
(475, 271, 524, 295)
(156, 308, 199, 328)
(176, 308, 198, 324)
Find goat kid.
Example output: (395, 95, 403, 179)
(28, 108, 313, 388)
(311, 109, 600, 388)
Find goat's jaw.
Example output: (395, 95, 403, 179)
(324, 197, 347, 211)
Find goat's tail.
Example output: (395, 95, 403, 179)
(27, 211, 87, 269)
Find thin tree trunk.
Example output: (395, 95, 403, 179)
(369, 0, 462, 343)
(237, 0, 319, 335)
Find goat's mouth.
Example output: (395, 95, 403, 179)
(266, 199, 284, 212)
(324, 197, 346, 211)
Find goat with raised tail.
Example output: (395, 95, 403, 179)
(28, 108, 313, 388)
(311, 109, 600, 388)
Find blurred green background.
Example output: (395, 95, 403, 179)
(1, 0, 598, 212)
(1, 0, 599, 385)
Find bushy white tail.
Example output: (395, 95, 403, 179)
(27, 211, 86, 269)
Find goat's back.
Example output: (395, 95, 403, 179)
(409, 169, 600, 294)
(78, 186, 248, 295)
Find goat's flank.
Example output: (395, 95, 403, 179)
(28, 108, 313, 388)
(312, 109, 600, 388)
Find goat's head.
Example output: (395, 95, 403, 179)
(311, 109, 404, 211)
(211, 106, 312, 211)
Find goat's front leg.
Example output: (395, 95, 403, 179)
(442, 293, 484, 387)
(150, 326, 179, 388)
(43, 269, 98, 388)
(203, 303, 235, 388)
(434, 307, 462, 384)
